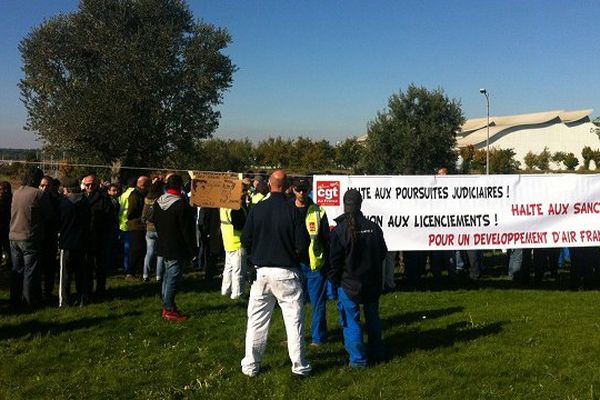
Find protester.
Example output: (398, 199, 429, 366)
(9, 167, 53, 309)
(153, 174, 196, 321)
(219, 186, 248, 300)
(58, 178, 91, 307)
(240, 169, 311, 378)
(39, 175, 60, 303)
(82, 174, 113, 299)
(126, 176, 149, 279)
(291, 177, 330, 346)
(106, 183, 121, 272)
(142, 179, 165, 282)
(0, 181, 12, 268)
(533, 248, 559, 284)
(329, 189, 388, 368)
(118, 177, 136, 276)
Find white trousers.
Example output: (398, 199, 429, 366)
(221, 248, 245, 299)
(241, 267, 311, 377)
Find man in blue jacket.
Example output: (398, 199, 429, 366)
(240, 170, 311, 378)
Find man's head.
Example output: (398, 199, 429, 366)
(343, 189, 362, 213)
(39, 175, 52, 192)
(136, 176, 150, 193)
(268, 170, 286, 193)
(107, 184, 119, 198)
(0, 181, 11, 198)
(437, 167, 448, 176)
(166, 174, 183, 192)
(22, 167, 44, 188)
(82, 174, 97, 194)
(292, 177, 310, 202)
(62, 177, 82, 196)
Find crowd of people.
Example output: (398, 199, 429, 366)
(1, 166, 599, 375)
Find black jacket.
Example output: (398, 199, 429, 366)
(127, 188, 146, 231)
(59, 194, 91, 250)
(329, 211, 387, 303)
(241, 192, 309, 269)
(86, 190, 113, 246)
(154, 193, 197, 260)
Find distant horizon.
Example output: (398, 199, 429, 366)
(2, 0, 600, 149)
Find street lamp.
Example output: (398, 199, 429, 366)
(479, 88, 490, 175)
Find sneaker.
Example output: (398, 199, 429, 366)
(163, 309, 188, 322)
(162, 308, 168, 318)
(143, 277, 150, 283)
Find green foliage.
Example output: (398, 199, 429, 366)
(551, 151, 567, 164)
(523, 151, 537, 170)
(562, 153, 579, 171)
(466, 148, 519, 174)
(581, 146, 593, 169)
(335, 137, 364, 172)
(19, 0, 235, 167)
(359, 84, 464, 174)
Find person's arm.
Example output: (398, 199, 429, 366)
(241, 207, 254, 251)
(126, 191, 139, 220)
(231, 208, 246, 231)
(179, 201, 197, 259)
(328, 228, 343, 286)
(294, 207, 309, 257)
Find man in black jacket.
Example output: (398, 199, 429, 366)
(154, 174, 196, 322)
(58, 178, 91, 307)
(329, 189, 387, 368)
(82, 174, 114, 299)
(240, 170, 311, 378)
(126, 176, 149, 279)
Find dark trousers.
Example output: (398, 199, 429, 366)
(128, 230, 146, 276)
(533, 248, 560, 283)
(41, 237, 58, 299)
(403, 251, 427, 288)
(430, 250, 455, 283)
(59, 249, 88, 306)
(570, 247, 598, 290)
(88, 238, 110, 296)
(10, 240, 42, 308)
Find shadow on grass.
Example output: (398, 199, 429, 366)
(386, 320, 506, 359)
(0, 311, 141, 341)
(106, 273, 221, 301)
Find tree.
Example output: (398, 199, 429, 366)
(535, 147, 551, 171)
(562, 153, 579, 171)
(335, 137, 364, 171)
(358, 84, 464, 174)
(467, 148, 519, 174)
(582, 146, 593, 169)
(19, 0, 235, 167)
(523, 151, 537, 170)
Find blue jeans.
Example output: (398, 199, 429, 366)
(337, 287, 384, 368)
(162, 259, 183, 310)
(143, 231, 164, 280)
(10, 240, 42, 307)
(508, 248, 523, 279)
(300, 263, 328, 344)
(120, 231, 130, 273)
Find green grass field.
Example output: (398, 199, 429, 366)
(1, 257, 599, 400)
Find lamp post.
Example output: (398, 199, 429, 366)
(479, 88, 490, 175)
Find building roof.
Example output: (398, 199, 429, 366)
(457, 109, 593, 147)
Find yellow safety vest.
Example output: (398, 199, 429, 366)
(251, 192, 265, 205)
(220, 208, 243, 252)
(118, 187, 135, 232)
(305, 204, 326, 271)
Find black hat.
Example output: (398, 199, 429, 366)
(293, 177, 310, 192)
(343, 189, 362, 213)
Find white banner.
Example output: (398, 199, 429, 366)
(313, 174, 600, 251)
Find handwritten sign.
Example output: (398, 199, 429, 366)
(189, 171, 242, 210)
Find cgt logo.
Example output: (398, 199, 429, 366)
(316, 181, 340, 206)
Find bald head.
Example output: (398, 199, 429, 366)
(137, 176, 150, 193)
(269, 170, 286, 192)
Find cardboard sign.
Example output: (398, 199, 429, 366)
(189, 171, 242, 210)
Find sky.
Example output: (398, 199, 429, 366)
(1, 0, 600, 149)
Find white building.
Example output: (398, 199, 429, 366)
(457, 109, 600, 169)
